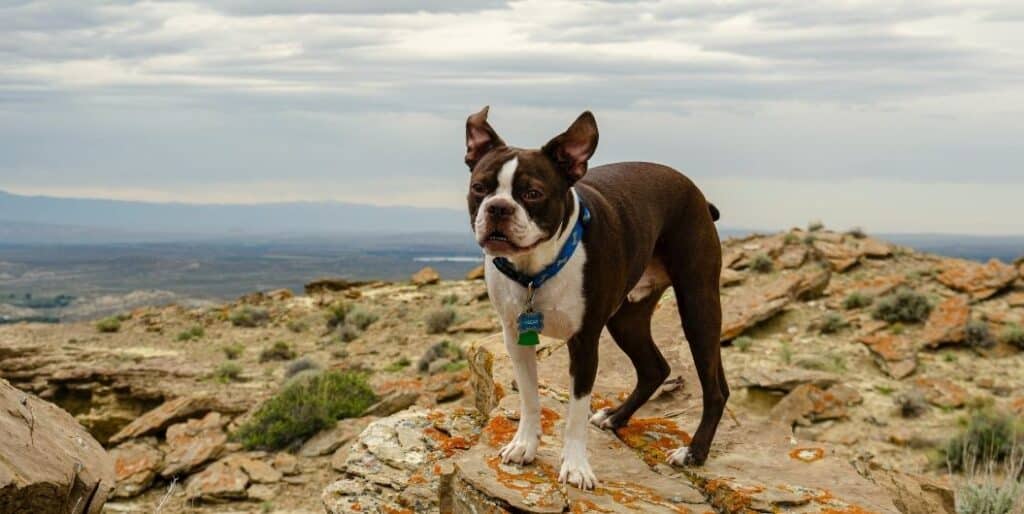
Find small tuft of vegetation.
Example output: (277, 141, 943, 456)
(750, 254, 774, 274)
(966, 320, 996, 350)
(176, 325, 205, 341)
(441, 293, 460, 305)
(846, 227, 867, 239)
(425, 308, 457, 334)
(875, 385, 894, 395)
(733, 336, 753, 353)
(843, 292, 873, 310)
(284, 356, 320, 380)
(259, 341, 296, 363)
(444, 360, 468, 373)
(819, 312, 847, 334)
(807, 220, 824, 232)
(222, 343, 245, 360)
(95, 316, 122, 333)
(383, 357, 412, 372)
(214, 362, 243, 383)
(418, 340, 462, 372)
(955, 479, 1023, 514)
(337, 324, 360, 343)
(346, 308, 379, 331)
(230, 306, 269, 327)
(325, 301, 351, 330)
(943, 409, 1024, 473)
(802, 234, 817, 245)
(873, 289, 932, 324)
(783, 232, 800, 245)
(896, 391, 929, 418)
(232, 370, 377, 450)
(1001, 324, 1024, 350)
(286, 320, 308, 333)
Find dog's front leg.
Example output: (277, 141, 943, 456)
(499, 326, 541, 465)
(559, 333, 599, 490)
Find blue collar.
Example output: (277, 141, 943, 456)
(492, 196, 591, 290)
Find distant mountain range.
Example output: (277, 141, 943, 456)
(0, 189, 468, 242)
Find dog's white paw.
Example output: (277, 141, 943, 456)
(559, 444, 597, 490)
(588, 408, 615, 430)
(498, 429, 539, 465)
(667, 446, 690, 466)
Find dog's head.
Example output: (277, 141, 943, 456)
(464, 107, 598, 257)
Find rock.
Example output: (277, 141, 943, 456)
(1004, 291, 1024, 308)
(813, 240, 860, 271)
(858, 238, 893, 258)
(160, 412, 229, 478)
(246, 483, 278, 502)
(110, 438, 163, 498)
(299, 417, 375, 457)
(857, 462, 955, 514)
(223, 455, 282, 484)
(770, 383, 862, 426)
(266, 288, 293, 300)
(435, 382, 465, 403)
(913, 377, 968, 409)
(1012, 396, 1024, 415)
(304, 277, 368, 294)
(0, 377, 115, 513)
(860, 332, 918, 379)
(721, 267, 831, 341)
(465, 265, 485, 280)
(363, 390, 420, 417)
(427, 358, 453, 375)
(411, 267, 441, 286)
(936, 258, 1018, 301)
(735, 366, 840, 392)
(720, 267, 745, 287)
(447, 317, 499, 334)
(920, 295, 970, 348)
(184, 458, 249, 503)
(840, 274, 907, 298)
(271, 453, 299, 476)
(322, 478, 405, 514)
(108, 395, 234, 444)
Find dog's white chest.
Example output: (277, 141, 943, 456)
(485, 246, 587, 341)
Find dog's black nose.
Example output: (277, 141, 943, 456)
(487, 200, 515, 218)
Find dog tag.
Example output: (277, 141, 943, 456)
(517, 311, 543, 346)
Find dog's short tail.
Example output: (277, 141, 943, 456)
(708, 203, 720, 222)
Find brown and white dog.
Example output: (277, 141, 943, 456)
(464, 106, 728, 489)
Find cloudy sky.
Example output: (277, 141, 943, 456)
(1, 0, 1022, 234)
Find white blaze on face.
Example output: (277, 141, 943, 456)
(474, 156, 548, 254)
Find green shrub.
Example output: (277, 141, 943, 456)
(222, 343, 244, 360)
(383, 357, 411, 372)
(214, 362, 243, 383)
(896, 391, 929, 418)
(733, 336, 753, 353)
(346, 308, 379, 331)
(417, 340, 462, 372)
(286, 320, 308, 333)
(843, 292, 873, 310)
(259, 341, 296, 363)
(95, 317, 122, 333)
(284, 356, 320, 379)
(444, 360, 468, 373)
(846, 227, 867, 239)
(783, 233, 800, 245)
(966, 320, 996, 349)
(1001, 324, 1024, 349)
(230, 306, 269, 327)
(425, 308, 457, 334)
(325, 301, 351, 330)
(803, 234, 816, 245)
(441, 293, 460, 305)
(807, 220, 824, 232)
(232, 370, 377, 450)
(337, 325, 360, 343)
(176, 325, 205, 341)
(819, 312, 847, 334)
(750, 254, 774, 274)
(943, 409, 1023, 472)
(955, 480, 1023, 514)
(873, 289, 932, 323)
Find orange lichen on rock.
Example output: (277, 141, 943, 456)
(591, 395, 615, 411)
(789, 447, 826, 463)
(571, 499, 614, 514)
(820, 506, 880, 514)
(596, 480, 693, 513)
(540, 407, 560, 435)
(614, 417, 692, 466)
(423, 427, 476, 457)
(699, 478, 765, 513)
(484, 415, 519, 447)
(382, 507, 414, 514)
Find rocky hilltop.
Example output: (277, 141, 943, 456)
(1, 227, 1022, 513)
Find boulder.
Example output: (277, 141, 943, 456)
(920, 295, 970, 348)
(720, 267, 745, 287)
(913, 377, 968, 409)
(838, 274, 907, 298)
(184, 458, 248, 503)
(936, 258, 1018, 301)
(110, 438, 163, 498)
(770, 383, 862, 426)
(465, 265, 486, 281)
(108, 395, 235, 444)
(222, 455, 282, 484)
(813, 240, 860, 271)
(735, 366, 840, 393)
(299, 417, 375, 457)
(0, 377, 115, 513)
(363, 390, 420, 418)
(777, 244, 808, 269)
(859, 333, 917, 379)
(411, 267, 441, 286)
(160, 412, 228, 478)
(721, 266, 830, 341)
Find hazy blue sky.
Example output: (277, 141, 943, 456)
(1, 1, 1023, 234)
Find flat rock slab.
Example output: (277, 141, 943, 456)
(464, 295, 900, 513)
(936, 258, 1018, 301)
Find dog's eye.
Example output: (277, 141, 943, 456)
(522, 189, 543, 202)
(471, 182, 487, 196)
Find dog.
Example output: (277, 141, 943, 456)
(464, 106, 728, 490)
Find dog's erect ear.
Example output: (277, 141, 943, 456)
(542, 111, 598, 183)
(465, 106, 505, 170)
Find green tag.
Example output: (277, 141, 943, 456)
(517, 330, 539, 346)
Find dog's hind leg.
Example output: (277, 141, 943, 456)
(590, 288, 669, 430)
